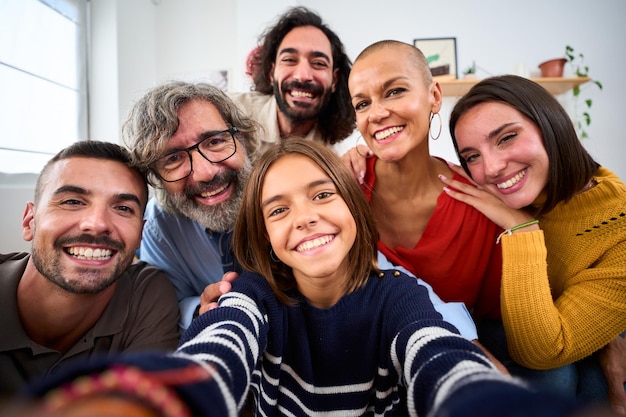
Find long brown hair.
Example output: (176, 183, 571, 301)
(233, 138, 379, 305)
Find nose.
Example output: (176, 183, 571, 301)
(367, 100, 390, 123)
(292, 60, 314, 83)
(293, 203, 319, 230)
(79, 205, 112, 235)
(483, 151, 507, 179)
(189, 148, 221, 182)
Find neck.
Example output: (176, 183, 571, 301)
(376, 152, 450, 196)
(276, 111, 317, 139)
(17, 259, 116, 353)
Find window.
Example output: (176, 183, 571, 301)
(0, 0, 88, 173)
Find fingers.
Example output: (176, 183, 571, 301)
(439, 174, 484, 198)
(341, 146, 372, 185)
(199, 301, 218, 315)
(446, 160, 473, 182)
(222, 271, 238, 283)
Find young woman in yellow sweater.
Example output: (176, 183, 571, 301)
(441, 74, 626, 414)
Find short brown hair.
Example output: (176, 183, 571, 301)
(233, 138, 379, 305)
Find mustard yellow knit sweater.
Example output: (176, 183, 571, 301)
(500, 167, 626, 370)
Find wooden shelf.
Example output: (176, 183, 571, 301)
(438, 76, 591, 97)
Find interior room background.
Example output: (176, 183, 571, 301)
(1, 0, 624, 252)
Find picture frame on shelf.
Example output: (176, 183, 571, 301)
(413, 37, 458, 80)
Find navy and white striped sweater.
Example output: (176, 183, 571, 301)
(171, 269, 542, 416)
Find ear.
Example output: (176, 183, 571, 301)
(332, 67, 339, 93)
(22, 202, 35, 242)
(269, 62, 275, 84)
(430, 81, 443, 114)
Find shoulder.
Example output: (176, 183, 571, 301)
(121, 261, 176, 294)
(363, 270, 428, 302)
(142, 198, 207, 240)
(0, 252, 29, 265)
(229, 271, 275, 296)
(229, 91, 272, 109)
(595, 167, 626, 197)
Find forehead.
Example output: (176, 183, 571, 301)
(175, 99, 227, 131)
(277, 26, 333, 59)
(350, 47, 419, 87)
(262, 154, 328, 195)
(42, 157, 146, 203)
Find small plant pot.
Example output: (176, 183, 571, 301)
(538, 58, 567, 77)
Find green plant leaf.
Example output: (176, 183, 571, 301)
(583, 112, 591, 125)
(573, 86, 580, 96)
(585, 99, 592, 108)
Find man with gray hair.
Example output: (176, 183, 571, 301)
(122, 81, 261, 329)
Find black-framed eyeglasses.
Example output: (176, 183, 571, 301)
(152, 127, 238, 182)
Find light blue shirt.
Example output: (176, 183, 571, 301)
(139, 198, 226, 330)
(377, 252, 478, 340)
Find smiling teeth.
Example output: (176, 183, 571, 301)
(497, 170, 526, 189)
(291, 90, 313, 98)
(201, 182, 229, 198)
(296, 235, 334, 252)
(374, 126, 403, 141)
(67, 247, 112, 260)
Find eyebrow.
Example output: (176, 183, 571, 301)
(351, 76, 411, 100)
(261, 178, 334, 209)
(458, 122, 518, 154)
(278, 47, 331, 63)
(53, 185, 142, 207)
(162, 128, 229, 154)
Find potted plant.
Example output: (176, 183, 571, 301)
(462, 61, 477, 79)
(565, 45, 603, 139)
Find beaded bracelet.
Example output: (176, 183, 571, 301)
(496, 219, 539, 244)
(40, 364, 211, 417)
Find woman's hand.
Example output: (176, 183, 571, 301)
(438, 167, 534, 231)
(341, 144, 372, 184)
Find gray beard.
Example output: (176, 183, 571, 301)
(165, 159, 251, 232)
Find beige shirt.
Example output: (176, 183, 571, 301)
(230, 91, 322, 154)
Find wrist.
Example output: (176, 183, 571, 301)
(496, 219, 539, 244)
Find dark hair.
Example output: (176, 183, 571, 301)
(252, 7, 355, 145)
(36, 140, 148, 210)
(233, 138, 379, 305)
(449, 75, 600, 216)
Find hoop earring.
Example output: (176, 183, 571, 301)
(355, 135, 369, 158)
(269, 247, 281, 263)
(429, 112, 442, 141)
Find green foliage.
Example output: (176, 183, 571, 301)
(565, 45, 603, 139)
(463, 61, 476, 75)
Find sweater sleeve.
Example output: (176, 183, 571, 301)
(500, 230, 626, 369)
(386, 280, 577, 417)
